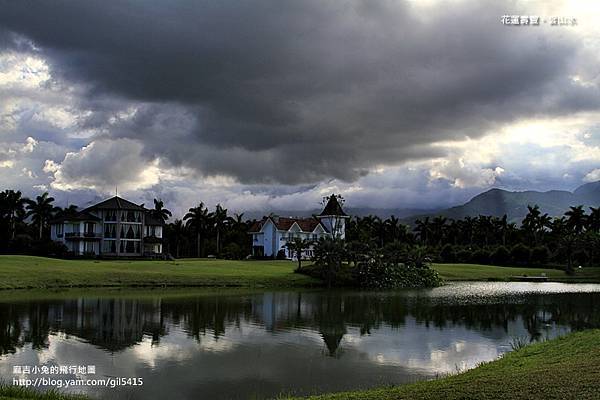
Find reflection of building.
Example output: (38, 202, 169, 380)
(248, 195, 349, 259)
(50, 196, 164, 257)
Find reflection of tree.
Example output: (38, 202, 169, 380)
(0, 305, 24, 355)
(1, 291, 600, 356)
(314, 294, 347, 356)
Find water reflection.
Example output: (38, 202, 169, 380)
(0, 283, 599, 399)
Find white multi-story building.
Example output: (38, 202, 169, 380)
(248, 194, 349, 259)
(50, 196, 164, 257)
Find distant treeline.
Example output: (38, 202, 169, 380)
(1, 189, 599, 271)
(345, 205, 600, 271)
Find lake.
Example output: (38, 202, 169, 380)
(1, 282, 600, 399)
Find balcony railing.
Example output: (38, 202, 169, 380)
(65, 232, 102, 239)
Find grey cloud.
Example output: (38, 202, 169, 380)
(0, 0, 598, 184)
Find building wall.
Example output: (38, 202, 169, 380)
(50, 208, 163, 257)
(252, 222, 332, 259)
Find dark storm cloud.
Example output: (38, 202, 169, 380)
(0, 0, 598, 184)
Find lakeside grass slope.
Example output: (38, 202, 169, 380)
(292, 329, 600, 400)
(0, 256, 319, 289)
(432, 263, 600, 282)
(0, 256, 598, 290)
(0, 385, 86, 400)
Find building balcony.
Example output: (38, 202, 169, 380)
(143, 235, 162, 244)
(65, 232, 102, 240)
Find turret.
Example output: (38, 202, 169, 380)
(317, 194, 349, 239)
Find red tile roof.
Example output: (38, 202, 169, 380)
(248, 216, 328, 233)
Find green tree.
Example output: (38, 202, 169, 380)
(184, 202, 212, 257)
(588, 207, 600, 233)
(313, 237, 346, 288)
(565, 205, 587, 235)
(212, 204, 230, 255)
(25, 192, 58, 239)
(151, 198, 172, 222)
(414, 217, 432, 245)
(285, 237, 312, 271)
(0, 190, 27, 240)
(169, 219, 187, 258)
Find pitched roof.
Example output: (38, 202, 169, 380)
(248, 216, 328, 233)
(84, 196, 146, 212)
(319, 195, 347, 216)
(49, 211, 102, 224)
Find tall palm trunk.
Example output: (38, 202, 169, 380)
(197, 232, 201, 257)
(218, 230, 221, 254)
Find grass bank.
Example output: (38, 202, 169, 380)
(432, 263, 600, 282)
(291, 329, 600, 400)
(0, 384, 86, 400)
(0, 255, 319, 290)
(0, 256, 598, 290)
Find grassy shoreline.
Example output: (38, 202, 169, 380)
(0, 385, 86, 400)
(290, 329, 600, 400)
(0, 255, 599, 290)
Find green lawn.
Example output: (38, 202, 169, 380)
(290, 329, 600, 400)
(0, 256, 598, 290)
(432, 263, 600, 282)
(0, 255, 319, 290)
(0, 385, 86, 400)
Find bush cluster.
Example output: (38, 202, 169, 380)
(353, 259, 443, 289)
(437, 244, 553, 267)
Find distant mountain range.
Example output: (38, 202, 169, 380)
(406, 181, 600, 224)
(244, 181, 600, 223)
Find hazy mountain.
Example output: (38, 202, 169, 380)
(243, 207, 440, 221)
(408, 181, 600, 223)
(243, 181, 600, 223)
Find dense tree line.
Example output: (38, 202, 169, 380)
(0, 189, 252, 258)
(2, 188, 598, 272)
(345, 205, 600, 273)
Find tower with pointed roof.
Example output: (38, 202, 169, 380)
(316, 194, 349, 239)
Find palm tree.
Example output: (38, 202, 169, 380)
(183, 202, 212, 257)
(430, 216, 448, 246)
(25, 192, 58, 239)
(384, 216, 406, 244)
(212, 204, 229, 255)
(565, 205, 587, 235)
(54, 204, 79, 219)
(588, 207, 600, 233)
(0, 190, 27, 240)
(285, 237, 312, 271)
(414, 217, 431, 245)
(170, 219, 186, 258)
(522, 205, 550, 245)
(151, 198, 172, 222)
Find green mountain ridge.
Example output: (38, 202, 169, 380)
(409, 181, 600, 223)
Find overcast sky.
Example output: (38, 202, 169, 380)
(1, 0, 599, 217)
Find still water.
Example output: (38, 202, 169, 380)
(1, 282, 600, 399)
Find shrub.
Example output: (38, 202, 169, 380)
(491, 246, 511, 265)
(530, 246, 549, 265)
(276, 249, 287, 260)
(471, 248, 491, 265)
(353, 259, 443, 289)
(439, 244, 456, 263)
(455, 248, 473, 263)
(511, 244, 531, 265)
(221, 242, 244, 259)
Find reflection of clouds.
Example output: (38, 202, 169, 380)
(338, 321, 502, 374)
(130, 332, 195, 369)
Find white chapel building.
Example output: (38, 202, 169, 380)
(248, 194, 349, 259)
